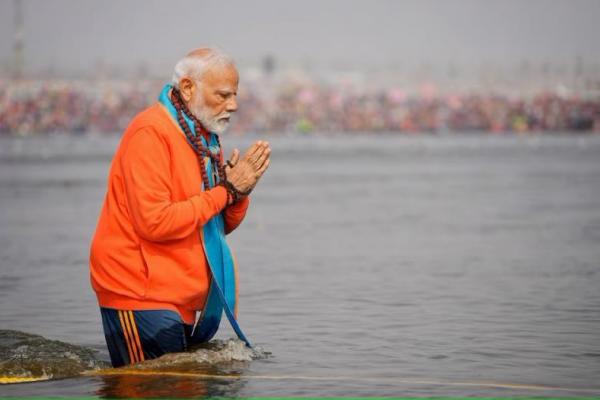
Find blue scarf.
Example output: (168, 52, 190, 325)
(158, 84, 251, 347)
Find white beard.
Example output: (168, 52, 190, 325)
(189, 95, 231, 134)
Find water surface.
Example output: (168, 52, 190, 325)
(1, 133, 599, 396)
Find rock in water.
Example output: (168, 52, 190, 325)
(0, 330, 108, 382)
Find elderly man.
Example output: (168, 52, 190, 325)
(90, 48, 269, 367)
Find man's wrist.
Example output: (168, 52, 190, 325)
(226, 189, 234, 206)
(220, 181, 237, 206)
(221, 180, 252, 205)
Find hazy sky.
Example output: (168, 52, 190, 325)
(1, 0, 599, 76)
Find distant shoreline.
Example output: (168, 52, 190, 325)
(2, 79, 599, 136)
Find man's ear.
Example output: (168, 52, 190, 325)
(179, 78, 195, 102)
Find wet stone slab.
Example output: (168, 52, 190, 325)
(0, 330, 108, 381)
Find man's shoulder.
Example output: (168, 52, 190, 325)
(126, 103, 174, 136)
(115, 104, 179, 159)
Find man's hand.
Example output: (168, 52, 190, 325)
(225, 141, 271, 195)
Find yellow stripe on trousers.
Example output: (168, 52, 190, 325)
(127, 310, 145, 362)
(121, 310, 140, 363)
(118, 310, 137, 364)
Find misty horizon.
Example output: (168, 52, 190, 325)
(1, 0, 599, 80)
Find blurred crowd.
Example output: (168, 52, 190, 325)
(1, 79, 599, 135)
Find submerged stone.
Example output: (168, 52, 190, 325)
(0, 330, 108, 382)
(0, 331, 267, 384)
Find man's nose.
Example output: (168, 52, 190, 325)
(226, 96, 238, 113)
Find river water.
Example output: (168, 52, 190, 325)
(0, 133, 599, 397)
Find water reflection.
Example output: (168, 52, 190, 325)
(96, 366, 248, 398)
(94, 340, 258, 398)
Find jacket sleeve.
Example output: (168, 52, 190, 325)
(120, 128, 228, 242)
(224, 196, 250, 234)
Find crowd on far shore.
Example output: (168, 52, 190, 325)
(1, 79, 599, 135)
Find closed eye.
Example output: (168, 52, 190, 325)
(217, 91, 237, 100)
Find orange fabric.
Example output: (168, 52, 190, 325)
(90, 103, 250, 324)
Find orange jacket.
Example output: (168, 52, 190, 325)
(90, 103, 249, 324)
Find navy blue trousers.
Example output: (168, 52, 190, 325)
(100, 307, 202, 367)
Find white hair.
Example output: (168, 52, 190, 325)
(171, 48, 234, 88)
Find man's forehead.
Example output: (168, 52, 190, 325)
(202, 64, 239, 88)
